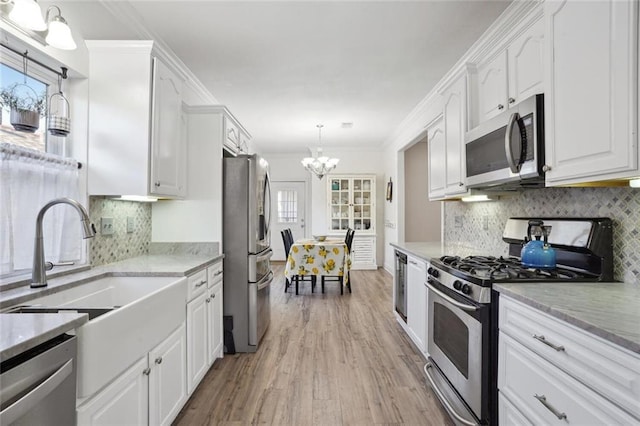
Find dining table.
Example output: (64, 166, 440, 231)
(284, 237, 351, 293)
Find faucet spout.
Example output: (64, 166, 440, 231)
(32, 197, 96, 288)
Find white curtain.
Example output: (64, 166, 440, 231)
(0, 142, 82, 275)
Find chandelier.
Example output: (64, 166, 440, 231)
(301, 124, 339, 180)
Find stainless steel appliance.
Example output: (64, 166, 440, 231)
(465, 94, 545, 190)
(394, 250, 408, 322)
(223, 154, 273, 353)
(424, 217, 613, 426)
(0, 334, 77, 425)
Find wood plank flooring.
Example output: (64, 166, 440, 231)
(173, 263, 453, 425)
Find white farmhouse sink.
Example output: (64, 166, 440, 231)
(27, 275, 188, 398)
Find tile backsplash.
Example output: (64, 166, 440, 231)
(89, 197, 151, 266)
(443, 187, 640, 285)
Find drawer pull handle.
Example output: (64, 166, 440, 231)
(196, 280, 207, 287)
(143, 368, 151, 376)
(534, 394, 567, 420)
(214, 270, 223, 276)
(533, 334, 565, 352)
(155, 357, 162, 365)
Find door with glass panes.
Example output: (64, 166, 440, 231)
(328, 176, 375, 233)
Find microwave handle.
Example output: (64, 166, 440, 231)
(505, 112, 522, 173)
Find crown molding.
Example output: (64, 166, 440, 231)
(98, 0, 218, 105)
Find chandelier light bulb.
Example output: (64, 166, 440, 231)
(301, 124, 340, 180)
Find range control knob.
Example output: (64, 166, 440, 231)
(453, 280, 463, 290)
(429, 268, 440, 278)
(461, 284, 472, 295)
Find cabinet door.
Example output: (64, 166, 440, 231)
(186, 292, 209, 394)
(350, 235, 376, 270)
(150, 57, 186, 197)
(476, 51, 508, 123)
(545, 0, 638, 185)
(507, 18, 544, 106)
(207, 283, 224, 365)
(351, 177, 374, 232)
(328, 178, 351, 232)
(442, 74, 467, 196)
(149, 324, 187, 426)
(406, 256, 427, 353)
(427, 117, 446, 200)
(77, 357, 149, 425)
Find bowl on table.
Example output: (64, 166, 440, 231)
(313, 235, 327, 242)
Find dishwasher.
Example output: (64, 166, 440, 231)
(394, 250, 407, 322)
(0, 334, 77, 425)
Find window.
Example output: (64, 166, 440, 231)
(277, 190, 298, 223)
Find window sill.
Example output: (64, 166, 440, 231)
(0, 264, 92, 292)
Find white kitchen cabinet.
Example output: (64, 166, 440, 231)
(184, 105, 251, 158)
(327, 175, 376, 234)
(207, 262, 224, 364)
(498, 295, 640, 424)
(470, 17, 544, 128)
(186, 261, 224, 394)
(186, 291, 208, 394)
(406, 255, 428, 354)
(544, 0, 638, 185)
(148, 324, 187, 426)
(77, 324, 186, 426)
(86, 40, 186, 198)
(350, 234, 377, 270)
(427, 116, 446, 200)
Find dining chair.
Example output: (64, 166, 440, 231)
(321, 228, 354, 294)
(282, 228, 316, 295)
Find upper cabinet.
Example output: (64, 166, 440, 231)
(442, 72, 468, 198)
(86, 41, 186, 198)
(222, 112, 251, 156)
(328, 175, 375, 234)
(470, 17, 544, 129)
(544, 0, 639, 185)
(427, 115, 446, 200)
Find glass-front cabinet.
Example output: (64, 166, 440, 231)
(328, 175, 375, 233)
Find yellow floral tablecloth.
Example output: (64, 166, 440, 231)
(284, 238, 351, 285)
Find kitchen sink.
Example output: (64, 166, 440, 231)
(11, 275, 188, 399)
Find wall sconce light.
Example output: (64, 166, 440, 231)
(3, 0, 76, 50)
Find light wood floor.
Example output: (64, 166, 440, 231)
(174, 263, 453, 425)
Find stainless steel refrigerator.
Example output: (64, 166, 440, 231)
(223, 154, 273, 353)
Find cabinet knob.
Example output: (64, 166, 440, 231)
(154, 181, 161, 187)
(155, 357, 163, 364)
(211, 293, 215, 299)
(459, 182, 464, 187)
(206, 297, 211, 303)
(508, 97, 516, 104)
(143, 368, 151, 376)
(542, 164, 552, 172)
(497, 104, 504, 110)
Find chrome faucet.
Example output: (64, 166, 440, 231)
(31, 197, 96, 288)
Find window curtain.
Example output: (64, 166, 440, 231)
(0, 143, 82, 275)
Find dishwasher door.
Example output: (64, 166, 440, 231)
(394, 250, 408, 322)
(0, 334, 77, 425)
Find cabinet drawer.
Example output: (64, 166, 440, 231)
(498, 391, 533, 426)
(499, 296, 640, 419)
(207, 262, 223, 288)
(499, 332, 638, 425)
(187, 269, 208, 301)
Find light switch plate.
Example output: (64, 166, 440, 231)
(126, 216, 135, 233)
(101, 217, 114, 235)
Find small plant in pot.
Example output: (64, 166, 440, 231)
(0, 83, 47, 133)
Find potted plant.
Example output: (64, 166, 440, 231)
(0, 83, 47, 133)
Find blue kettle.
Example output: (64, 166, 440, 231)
(521, 220, 556, 269)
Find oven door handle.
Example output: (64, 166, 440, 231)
(426, 281, 479, 312)
(423, 363, 479, 426)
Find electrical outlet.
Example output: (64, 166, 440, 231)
(126, 216, 135, 233)
(482, 215, 489, 230)
(455, 216, 463, 228)
(101, 217, 114, 235)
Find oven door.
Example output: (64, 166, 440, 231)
(427, 279, 487, 422)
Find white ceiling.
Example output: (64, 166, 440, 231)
(52, 0, 511, 154)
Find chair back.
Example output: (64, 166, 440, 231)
(284, 228, 294, 247)
(345, 228, 355, 252)
(281, 230, 292, 258)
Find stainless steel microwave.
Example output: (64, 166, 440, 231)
(465, 94, 545, 189)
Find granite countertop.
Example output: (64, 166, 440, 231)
(494, 282, 640, 355)
(389, 242, 447, 262)
(0, 251, 223, 362)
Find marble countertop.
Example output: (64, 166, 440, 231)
(389, 242, 447, 262)
(494, 282, 640, 355)
(0, 252, 223, 362)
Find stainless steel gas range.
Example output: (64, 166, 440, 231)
(424, 217, 613, 426)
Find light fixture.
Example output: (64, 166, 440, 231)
(111, 195, 159, 203)
(8, 0, 46, 31)
(44, 6, 76, 50)
(301, 124, 339, 180)
(630, 178, 640, 188)
(461, 194, 492, 203)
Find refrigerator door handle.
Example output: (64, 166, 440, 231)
(249, 249, 273, 282)
(257, 270, 274, 290)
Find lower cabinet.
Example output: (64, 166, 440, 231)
(350, 234, 377, 270)
(498, 295, 640, 424)
(406, 255, 428, 354)
(207, 281, 224, 365)
(77, 324, 187, 426)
